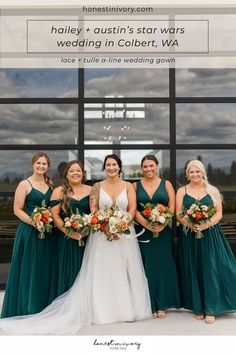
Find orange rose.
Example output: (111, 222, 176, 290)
(194, 211, 204, 220)
(42, 210, 50, 218)
(157, 204, 166, 213)
(143, 208, 151, 217)
(71, 222, 77, 229)
(101, 222, 108, 232)
(90, 215, 99, 225)
(33, 213, 42, 222)
(119, 221, 128, 232)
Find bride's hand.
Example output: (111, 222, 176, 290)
(112, 234, 120, 240)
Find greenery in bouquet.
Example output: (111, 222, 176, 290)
(179, 199, 216, 239)
(31, 199, 53, 239)
(88, 204, 133, 241)
(64, 210, 90, 246)
(141, 202, 173, 238)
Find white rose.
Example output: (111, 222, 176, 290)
(158, 216, 166, 224)
(109, 217, 117, 226)
(109, 225, 118, 233)
(98, 214, 104, 221)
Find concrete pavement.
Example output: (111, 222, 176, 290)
(0, 291, 235, 336)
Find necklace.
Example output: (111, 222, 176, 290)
(143, 178, 159, 188)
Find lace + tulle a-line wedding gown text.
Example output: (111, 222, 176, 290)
(0, 188, 151, 335)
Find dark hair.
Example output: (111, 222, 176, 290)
(61, 160, 85, 213)
(141, 155, 159, 167)
(32, 152, 53, 188)
(102, 154, 123, 176)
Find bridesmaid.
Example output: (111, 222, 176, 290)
(1, 152, 57, 318)
(134, 155, 180, 319)
(176, 159, 236, 324)
(50, 160, 91, 296)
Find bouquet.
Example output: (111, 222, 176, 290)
(141, 202, 173, 238)
(88, 204, 132, 241)
(179, 199, 216, 239)
(64, 210, 90, 246)
(31, 199, 53, 239)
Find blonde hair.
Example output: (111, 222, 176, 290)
(185, 160, 221, 206)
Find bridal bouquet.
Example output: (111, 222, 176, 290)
(64, 210, 90, 246)
(31, 199, 53, 239)
(141, 202, 173, 238)
(179, 200, 216, 239)
(88, 204, 133, 241)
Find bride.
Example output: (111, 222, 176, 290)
(0, 154, 151, 335)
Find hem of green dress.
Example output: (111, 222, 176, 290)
(182, 306, 236, 317)
(151, 305, 181, 312)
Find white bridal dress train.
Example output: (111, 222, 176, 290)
(0, 188, 151, 335)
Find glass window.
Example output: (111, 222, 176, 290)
(0, 69, 78, 98)
(0, 150, 78, 192)
(176, 150, 236, 189)
(176, 69, 236, 97)
(85, 103, 169, 144)
(176, 104, 236, 144)
(85, 69, 169, 97)
(0, 104, 78, 144)
(85, 149, 170, 181)
(0, 196, 16, 222)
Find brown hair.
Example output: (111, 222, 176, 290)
(141, 154, 159, 167)
(61, 160, 85, 213)
(32, 152, 53, 188)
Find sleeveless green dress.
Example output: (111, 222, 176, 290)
(177, 193, 236, 316)
(50, 196, 90, 297)
(136, 180, 181, 313)
(1, 185, 57, 318)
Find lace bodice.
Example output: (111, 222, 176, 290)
(99, 188, 128, 211)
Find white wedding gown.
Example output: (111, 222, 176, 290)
(0, 188, 151, 335)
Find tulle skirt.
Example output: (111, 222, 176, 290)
(0, 228, 151, 335)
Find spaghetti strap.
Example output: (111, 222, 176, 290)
(184, 185, 187, 195)
(26, 179, 33, 188)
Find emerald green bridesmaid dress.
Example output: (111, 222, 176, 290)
(136, 180, 180, 313)
(1, 183, 57, 318)
(50, 196, 90, 297)
(178, 193, 236, 316)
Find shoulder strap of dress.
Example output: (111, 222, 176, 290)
(135, 180, 141, 191)
(184, 185, 187, 195)
(26, 179, 33, 188)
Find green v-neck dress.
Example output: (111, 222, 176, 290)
(1, 184, 57, 318)
(177, 193, 236, 316)
(136, 180, 181, 313)
(50, 196, 90, 297)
